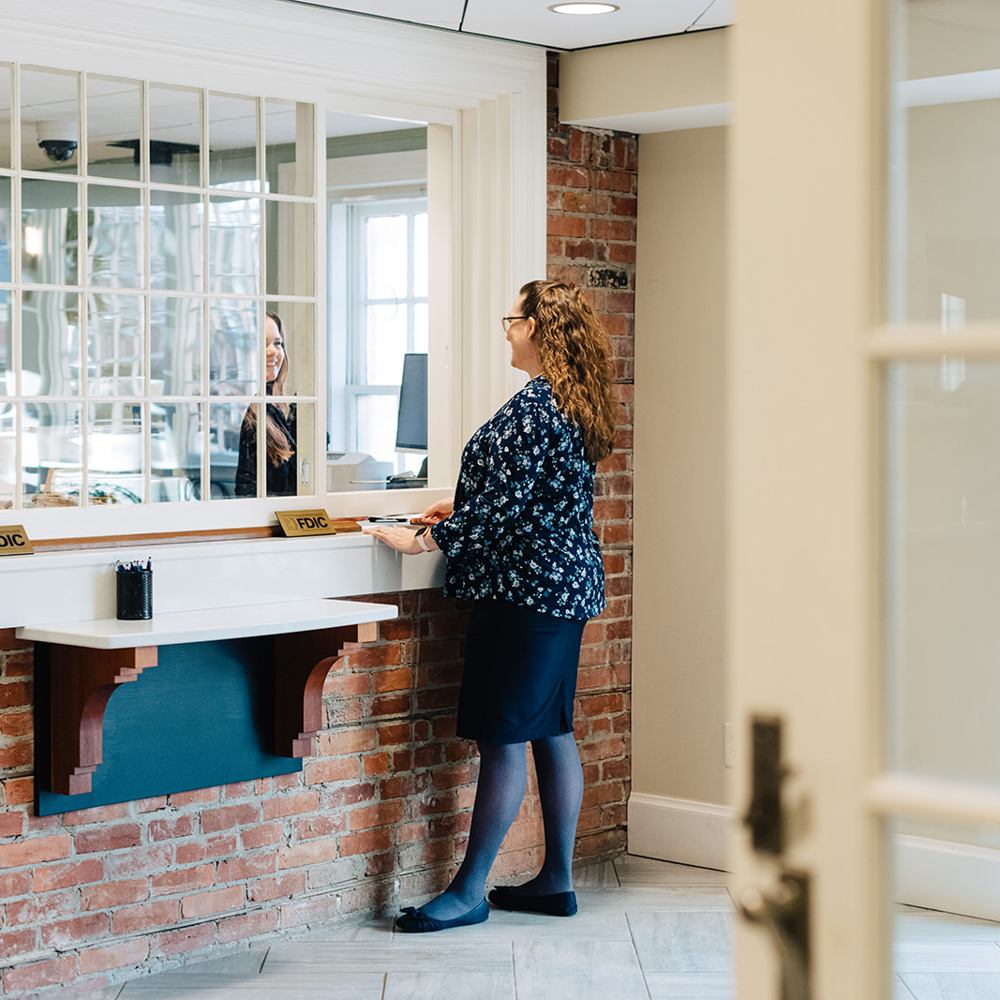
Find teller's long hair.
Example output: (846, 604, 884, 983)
(243, 310, 293, 467)
(519, 280, 619, 463)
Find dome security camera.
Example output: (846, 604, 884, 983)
(36, 120, 78, 164)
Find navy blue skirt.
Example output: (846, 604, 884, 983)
(456, 598, 587, 744)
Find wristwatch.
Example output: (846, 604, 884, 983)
(415, 526, 433, 552)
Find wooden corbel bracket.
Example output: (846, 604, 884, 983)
(47, 644, 158, 795)
(272, 621, 378, 758)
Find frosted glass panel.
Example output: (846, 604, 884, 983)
(151, 296, 202, 396)
(20, 67, 79, 175)
(0, 64, 10, 170)
(87, 402, 144, 504)
(209, 195, 260, 295)
(151, 402, 200, 502)
(265, 99, 313, 197)
(266, 301, 313, 397)
(265, 200, 314, 297)
(21, 401, 82, 506)
(885, 361, 1000, 788)
(150, 190, 203, 292)
(209, 93, 258, 191)
(209, 400, 251, 499)
(0, 176, 10, 283)
(149, 84, 201, 187)
(209, 299, 258, 395)
(0, 290, 10, 396)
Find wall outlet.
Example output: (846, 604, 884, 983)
(724, 722, 738, 769)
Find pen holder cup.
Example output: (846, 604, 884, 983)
(116, 569, 152, 620)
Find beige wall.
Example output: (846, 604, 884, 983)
(632, 127, 728, 806)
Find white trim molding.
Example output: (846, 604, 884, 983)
(626, 792, 730, 872)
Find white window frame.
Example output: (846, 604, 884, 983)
(0, 0, 546, 540)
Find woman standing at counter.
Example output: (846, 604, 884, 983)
(235, 311, 297, 497)
(366, 279, 618, 932)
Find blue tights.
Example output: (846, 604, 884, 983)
(414, 731, 584, 921)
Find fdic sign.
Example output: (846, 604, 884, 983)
(275, 510, 361, 538)
(0, 526, 33, 556)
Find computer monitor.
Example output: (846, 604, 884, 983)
(395, 353, 428, 453)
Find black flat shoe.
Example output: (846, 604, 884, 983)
(488, 886, 578, 917)
(394, 898, 490, 933)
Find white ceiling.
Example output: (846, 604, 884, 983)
(293, 0, 732, 50)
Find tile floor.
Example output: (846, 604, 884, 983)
(88, 855, 1000, 999)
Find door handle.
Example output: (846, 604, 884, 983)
(739, 869, 811, 1000)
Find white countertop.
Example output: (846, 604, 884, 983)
(16, 598, 398, 650)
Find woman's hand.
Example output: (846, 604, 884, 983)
(364, 525, 438, 555)
(412, 496, 454, 525)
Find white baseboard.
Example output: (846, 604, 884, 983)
(626, 792, 1000, 922)
(626, 793, 730, 871)
(895, 834, 1000, 922)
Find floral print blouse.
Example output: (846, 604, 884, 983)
(430, 375, 605, 621)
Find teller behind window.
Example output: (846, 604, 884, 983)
(235, 310, 297, 497)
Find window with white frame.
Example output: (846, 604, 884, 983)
(0, 63, 319, 509)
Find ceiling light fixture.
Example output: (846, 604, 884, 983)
(548, 3, 620, 14)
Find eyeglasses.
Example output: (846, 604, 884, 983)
(502, 315, 528, 333)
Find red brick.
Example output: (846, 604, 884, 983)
(343, 644, 401, 670)
(547, 216, 587, 238)
(217, 854, 276, 882)
(218, 908, 279, 944)
(170, 787, 218, 807)
(277, 837, 339, 870)
(0, 629, 32, 650)
(378, 619, 414, 641)
(0, 743, 33, 768)
(137, 796, 169, 812)
(79, 938, 149, 975)
(562, 192, 609, 214)
(0, 710, 33, 736)
(62, 803, 130, 826)
(200, 803, 260, 833)
(241, 822, 285, 850)
(261, 791, 319, 821)
(610, 195, 637, 217)
(0, 810, 24, 837)
(175, 834, 237, 865)
(40, 912, 110, 949)
(248, 871, 307, 902)
(3, 955, 76, 993)
(82, 878, 148, 910)
(2, 651, 33, 675)
(349, 801, 403, 831)
(104, 844, 172, 879)
(112, 899, 180, 935)
(182, 885, 243, 919)
(609, 244, 637, 264)
(591, 218, 633, 241)
(0, 833, 71, 868)
(547, 165, 588, 188)
(152, 864, 215, 896)
(4, 777, 33, 805)
(373, 667, 411, 693)
(0, 681, 31, 709)
(279, 894, 338, 929)
(318, 728, 377, 755)
(150, 921, 215, 958)
(338, 828, 392, 857)
(292, 813, 345, 841)
(74, 823, 141, 853)
(303, 757, 360, 787)
(149, 815, 195, 840)
(0, 928, 37, 961)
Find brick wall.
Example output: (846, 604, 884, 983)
(0, 55, 635, 999)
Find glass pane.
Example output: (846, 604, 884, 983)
(233, 397, 306, 499)
(366, 214, 407, 297)
(20, 67, 79, 174)
(209, 400, 252, 499)
(87, 402, 144, 504)
(366, 301, 406, 384)
(0, 176, 10, 282)
(414, 211, 428, 298)
(151, 401, 200, 502)
(87, 292, 144, 396)
(414, 302, 428, 354)
(87, 184, 144, 288)
(265, 99, 313, 197)
(885, 360, 1000, 788)
(356, 392, 397, 463)
(0, 64, 10, 170)
(209, 93, 258, 191)
(87, 76, 142, 182)
(151, 296, 202, 396)
(265, 200, 314, 296)
(266, 301, 314, 396)
(22, 179, 80, 285)
(888, 5, 1000, 323)
(209, 195, 261, 295)
(0, 290, 10, 395)
(209, 299, 258, 395)
(149, 84, 201, 187)
(150, 190, 203, 292)
(22, 290, 80, 394)
(22, 401, 82, 507)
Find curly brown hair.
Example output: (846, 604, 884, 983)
(519, 279, 619, 463)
